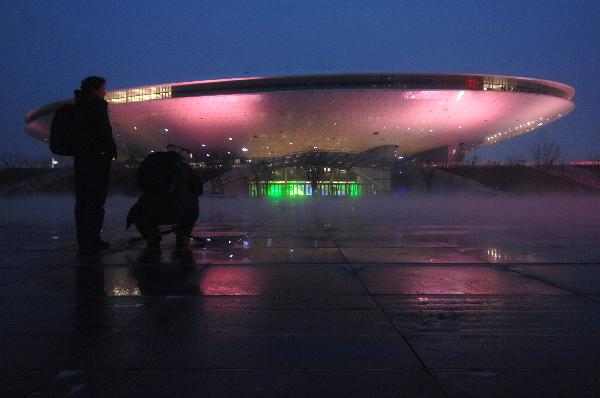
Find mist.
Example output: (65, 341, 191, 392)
(1, 193, 598, 231)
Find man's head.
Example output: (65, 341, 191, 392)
(81, 76, 107, 98)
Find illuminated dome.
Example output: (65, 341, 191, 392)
(25, 73, 575, 162)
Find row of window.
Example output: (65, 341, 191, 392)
(106, 86, 172, 104)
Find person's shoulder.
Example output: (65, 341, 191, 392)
(77, 94, 107, 110)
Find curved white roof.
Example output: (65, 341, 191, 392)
(25, 73, 575, 160)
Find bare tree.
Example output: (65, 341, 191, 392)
(530, 142, 561, 167)
(246, 158, 274, 196)
(505, 154, 527, 166)
(299, 151, 327, 196)
(587, 151, 600, 162)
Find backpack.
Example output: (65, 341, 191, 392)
(49, 104, 77, 156)
(138, 151, 181, 193)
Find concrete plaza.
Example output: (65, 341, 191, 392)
(1, 195, 600, 397)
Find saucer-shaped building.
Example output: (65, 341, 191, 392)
(25, 73, 575, 195)
(25, 73, 575, 163)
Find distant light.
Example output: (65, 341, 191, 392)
(313, 146, 318, 149)
(201, 144, 206, 147)
(229, 254, 234, 258)
(133, 126, 137, 130)
(206, 154, 210, 157)
(227, 151, 231, 154)
(397, 156, 404, 160)
(456, 90, 465, 100)
(241, 147, 248, 152)
(289, 142, 293, 145)
(228, 137, 233, 141)
(458, 126, 462, 129)
(164, 128, 169, 132)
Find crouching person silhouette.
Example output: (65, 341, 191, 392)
(127, 148, 203, 249)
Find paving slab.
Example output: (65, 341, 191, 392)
(0, 370, 53, 398)
(407, 333, 600, 368)
(75, 334, 421, 370)
(193, 264, 367, 295)
(121, 295, 389, 336)
(0, 250, 75, 268)
(234, 237, 337, 248)
(433, 369, 600, 398)
(0, 266, 53, 285)
(0, 297, 156, 335)
(354, 265, 567, 294)
(0, 265, 205, 301)
(29, 369, 445, 398)
(508, 264, 600, 294)
(204, 247, 347, 264)
(0, 334, 104, 370)
(342, 247, 485, 263)
(375, 295, 600, 335)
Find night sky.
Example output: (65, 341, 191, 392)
(1, 0, 599, 161)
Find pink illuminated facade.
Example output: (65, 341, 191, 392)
(25, 73, 575, 163)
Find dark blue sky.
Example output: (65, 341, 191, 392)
(2, 0, 599, 160)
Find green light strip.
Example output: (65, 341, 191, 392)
(251, 182, 362, 197)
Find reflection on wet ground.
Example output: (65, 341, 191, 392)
(1, 195, 600, 397)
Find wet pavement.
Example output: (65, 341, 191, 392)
(2, 195, 600, 397)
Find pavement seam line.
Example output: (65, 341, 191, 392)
(0, 267, 57, 288)
(325, 227, 449, 396)
(345, 264, 451, 398)
(502, 265, 596, 300)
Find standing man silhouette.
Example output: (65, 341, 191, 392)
(73, 76, 116, 253)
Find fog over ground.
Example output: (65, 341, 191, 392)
(1, 194, 599, 231)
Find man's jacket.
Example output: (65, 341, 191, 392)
(74, 94, 117, 158)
